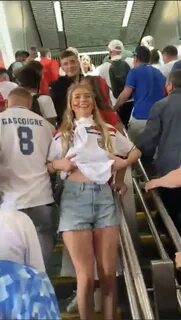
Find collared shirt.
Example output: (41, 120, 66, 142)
(48, 116, 134, 184)
(0, 107, 54, 209)
(137, 88, 181, 176)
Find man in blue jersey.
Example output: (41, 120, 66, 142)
(114, 46, 166, 143)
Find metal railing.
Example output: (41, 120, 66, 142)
(120, 237, 142, 319)
(137, 159, 181, 307)
(138, 159, 181, 252)
(116, 193, 155, 319)
(133, 176, 168, 260)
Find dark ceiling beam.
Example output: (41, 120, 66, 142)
(28, 0, 43, 46)
(140, 0, 157, 44)
(59, 0, 67, 49)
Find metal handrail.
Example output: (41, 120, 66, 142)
(116, 193, 155, 319)
(137, 160, 181, 308)
(119, 236, 142, 319)
(138, 159, 181, 251)
(133, 176, 168, 260)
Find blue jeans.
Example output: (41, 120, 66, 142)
(58, 180, 118, 232)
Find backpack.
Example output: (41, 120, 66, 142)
(7, 63, 16, 82)
(109, 59, 130, 98)
(31, 94, 42, 116)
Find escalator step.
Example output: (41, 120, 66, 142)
(54, 243, 64, 253)
(61, 312, 79, 319)
(51, 276, 76, 286)
(140, 233, 168, 244)
(136, 210, 157, 221)
(61, 309, 121, 320)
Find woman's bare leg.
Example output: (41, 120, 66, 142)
(63, 230, 94, 320)
(94, 226, 119, 320)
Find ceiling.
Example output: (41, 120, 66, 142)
(30, 0, 156, 55)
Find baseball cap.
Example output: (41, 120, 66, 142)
(133, 45, 150, 63)
(108, 40, 124, 52)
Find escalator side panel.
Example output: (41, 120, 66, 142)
(122, 167, 140, 252)
(151, 260, 179, 319)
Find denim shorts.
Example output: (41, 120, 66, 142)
(58, 180, 118, 232)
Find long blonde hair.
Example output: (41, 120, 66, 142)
(60, 83, 113, 156)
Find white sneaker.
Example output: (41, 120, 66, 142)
(66, 294, 78, 313)
(66, 288, 102, 313)
(94, 288, 101, 312)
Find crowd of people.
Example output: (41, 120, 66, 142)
(0, 36, 181, 319)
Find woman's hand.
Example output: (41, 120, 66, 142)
(111, 181, 128, 197)
(110, 155, 128, 172)
(58, 157, 76, 172)
(48, 155, 77, 173)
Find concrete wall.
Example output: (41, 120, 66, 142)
(0, 1, 41, 66)
(144, 1, 181, 54)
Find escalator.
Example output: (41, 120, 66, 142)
(130, 160, 181, 319)
(48, 161, 181, 319)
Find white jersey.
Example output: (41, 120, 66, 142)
(48, 116, 134, 184)
(0, 81, 18, 99)
(0, 208, 45, 272)
(31, 93, 57, 120)
(0, 106, 54, 209)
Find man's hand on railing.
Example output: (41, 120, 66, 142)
(175, 252, 181, 269)
(145, 178, 160, 192)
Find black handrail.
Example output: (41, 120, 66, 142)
(138, 159, 181, 251)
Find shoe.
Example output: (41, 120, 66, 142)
(94, 288, 101, 313)
(66, 293, 78, 313)
(66, 288, 102, 313)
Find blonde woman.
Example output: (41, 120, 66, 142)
(48, 83, 141, 320)
(80, 55, 95, 75)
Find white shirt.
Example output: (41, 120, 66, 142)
(0, 208, 45, 272)
(12, 61, 23, 72)
(33, 94, 57, 119)
(0, 81, 18, 99)
(152, 63, 162, 70)
(97, 55, 130, 106)
(0, 106, 54, 209)
(48, 116, 134, 184)
(160, 59, 178, 81)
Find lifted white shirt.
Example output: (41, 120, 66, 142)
(48, 116, 134, 184)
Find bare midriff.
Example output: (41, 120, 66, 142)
(67, 168, 91, 183)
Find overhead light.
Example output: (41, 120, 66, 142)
(54, 1, 63, 32)
(79, 51, 109, 56)
(122, 1, 134, 27)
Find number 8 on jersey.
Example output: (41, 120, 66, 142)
(18, 127, 34, 155)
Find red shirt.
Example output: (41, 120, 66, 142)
(39, 58, 59, 95)
(100, 110, 119, 126)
